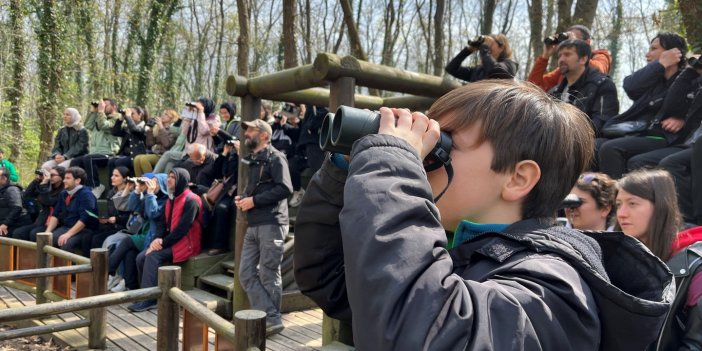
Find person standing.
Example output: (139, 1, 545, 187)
(236, 119, 292, 336)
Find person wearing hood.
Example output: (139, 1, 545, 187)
(220, 102, 241, 138)
(236, 119, 292, 336)
(42, 108, 89, 170)
(107, 173, 168, 293)
(182, 97, 217, 152)
(0, 167, 31, 237)
(129, 168, 203, 312)
(294, 81, 674, 350)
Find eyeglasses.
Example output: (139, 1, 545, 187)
(49, 173, 60, 177)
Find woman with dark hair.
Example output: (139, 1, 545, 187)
(90, 166, 133, 248)
(220, 102, 240, 137)
(615, 169, 682, 260)
(109, 106, 149, 176)
(445, 33, 518, 82)
(182, 97, 217, 152)
(565, 172, 617, 231)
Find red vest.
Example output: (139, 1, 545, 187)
(165, 189, 202, 263)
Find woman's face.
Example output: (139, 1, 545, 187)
(616, 189, 655, 242)
(220, 108, 231, 122)
(161, 112, 173, 124)
(646, 38, 665, 63)
(489, 41, 505, 60)
(131, 110, 143, 122)
(564, 187, 610, 231)
(63, 110, 72, 125)
(111, 170, 126, 187)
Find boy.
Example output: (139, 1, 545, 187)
(294, 80, 674, 350)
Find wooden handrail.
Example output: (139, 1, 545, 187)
(0, 264, 92, 281)
(43, 246, 90, 265)
(0, 237, 37, 250)
(0, 319, 90, 341)
(169, 287, 237, 342)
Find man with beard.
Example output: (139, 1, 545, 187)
(45, 167, 99, 256)
(236, 119, 292, 336)
(548, 39, 619, 137)
(129, 168, 203, 312)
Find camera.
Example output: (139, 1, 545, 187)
(91, 101, 100, 107)
(145, 119, 157, 128)
(217, 129, 238, 144)
(319, 105, 453, 172)
(35, 168, 44, 176)
(544, 32, 569, 45)
(468, 35, 485, 47)
(688, 56, 702, 69)
(560, 193, 583, 209)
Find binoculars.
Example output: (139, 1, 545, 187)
(319, 105, 453, 172)
(688, 56, 702, 70)
(544, 32, 569, 45)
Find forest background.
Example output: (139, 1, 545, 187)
(0, 0, 700, 185)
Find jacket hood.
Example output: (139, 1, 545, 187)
(169, 168, 190, 198)
(496, 220, 674, 351)
(154, 173, 169, 196)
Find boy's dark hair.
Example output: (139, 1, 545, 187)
(65, 167, 88, 185)
(615, 169, 681, 260)
(653, 32, 688, 69)
(427, 80, 594, 219)
(558, 39, 592, 64)
(567, 25, 591, 41)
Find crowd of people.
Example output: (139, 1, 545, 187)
(0, 22, 701, 346)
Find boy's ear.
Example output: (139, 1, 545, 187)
(502, 160, 541, 202)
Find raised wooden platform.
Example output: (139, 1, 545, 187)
(0, 284, 324, 350)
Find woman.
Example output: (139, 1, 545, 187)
(220, 102, 240, 138)
(445, 33, 518, 82)
(42, 108, 89, 170)
(615, 169, 682, 260)
(12, 167, 65, 241)
(134, 109, 182, 176)
(182, 97, 216, 152)
(109, 106, 148, 174)
(90, 167, 132, 249)
(565, 172, 616, 231)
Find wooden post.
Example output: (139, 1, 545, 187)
(329, 77, 356, 111)
(233, 309, 266, 351)
(157, 266, 181, 351)
(233, 95, 261, 316)
(88, 248, 108, 349)
(35, 232, 52, 305)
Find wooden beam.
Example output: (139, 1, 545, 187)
(88, 248, 108, 349)
(233, 309, 266, 351)
(157, 266, 180, 351)
(35, 233, 52, 304)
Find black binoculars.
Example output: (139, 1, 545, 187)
(91, 101, 100, 107)
(468, 35, 485, 47)
(319, 105, 453, 172)
(688, 56, 702, 69)
(544, 32, 569, 45)
(560, 193, 583, 210)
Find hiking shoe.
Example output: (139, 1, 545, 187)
(92, 184, 106, 199)
(107, 274, 122, 290)
(289, 189, 305, 207)
(127, 300, 157, 312)
(265, 322, 284, 336)
(110, 279, 127, 293)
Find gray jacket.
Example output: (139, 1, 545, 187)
(294, 134, 674, 350)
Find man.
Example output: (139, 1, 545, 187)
(179, 143, 216, 195)
(15, 167, 65, 241)
(0, 149, 19, 183)
(294, 81, 673, 349)
(236, 119, 292, 336)
(45, 167, 99, 256)
(0, 168, 31, 237)
(129, 168, 202, 312)
(548, 39, 619, 136)
(71, 98, 121, 199)
(529, 24, 611, 92)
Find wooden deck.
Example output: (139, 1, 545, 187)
(0, 284, 324, 350)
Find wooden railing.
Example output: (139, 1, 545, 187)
(0, 234, 266, 350)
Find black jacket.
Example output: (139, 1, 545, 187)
(32, 182, 64, 226)
(294, 135, 674, 350)
(51, 126, 89, 159)
(658, 68, 702, 145)
(605, 60, 681, 143)
(445, 45, 518, 82)
(112, 117, 147, 158)
(242, 145, 292, 226)
(0, 184, 31, 229)
(549, 67, 619, 135)
(296, 106, 329, 150)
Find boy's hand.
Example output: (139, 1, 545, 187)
(377, 107, 440, 160)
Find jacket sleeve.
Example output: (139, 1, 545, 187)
(64, 129, 89, 159)
(143, 193, 163, 221)
(127, 191, 144, 213)
(155, 127, 177, 150)
(124, 116, 146, 136)
(623, 61, 666, 101)
(681, 271, 702, 350)
(445, 47, 477, 82)
(528, 56, 562, 91)
(38, 183, 59, 208)
(252, 155, 292, 207)
(162, 197, 199, 248)
(76, 190, 98, 226)
(0, 187, 25, 226)
(294, 158, 352, 321)
(590, 50, 612, 76)
(112, 119, 126, 137)
(96, 112, 116, 131)
(51, 128, 64, 156)
(339, 135, 600, 350)
(4, 162, 19, 183)
(590, 78, 620, 134)
(84, 112, 97, 130)
(660, 68, 699, 121)
(478, 46, 517, 79)
(111, 191, 131, 212)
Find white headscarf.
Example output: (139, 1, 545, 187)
(65, 108, 82, 129)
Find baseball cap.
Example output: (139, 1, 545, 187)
(242, 119, 273, 135)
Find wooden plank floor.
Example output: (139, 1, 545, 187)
(0, 285, 323, 350)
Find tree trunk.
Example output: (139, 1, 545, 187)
(381, 0, 397, 67)
(556, 0, 573, 33)
(572, 0, 599, 28)
(237, 0, 250, 76)
(433, 0, 445, 76)
(680, 0, 702, 52)
(77, 0, 101, 97)
(121, 2, 143, 100)
(340, 0, 368, 61)
(304, 0, 312, 64)
(110, 0, 122, 99)
(8, 0, 26, 164)
(34, 0, 64, 166)
(283, 0, 299, 68)
(526, 0, 544, 78)
(212, 0, 226, 103)
(607, 0, 623, 80)
(481, 0, 497, 34)
(135, 0, 180, 107)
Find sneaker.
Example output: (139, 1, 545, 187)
(107, 274, 122, 290)
(289, 189, 305, 207)
(92, 184, 106, 199)
(127, 300, 157, 312)
(265, 322, 284, 336)
(208, 248, 225, 256)
(110, 279, 127, 292)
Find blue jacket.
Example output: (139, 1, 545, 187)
(127, 174, 168, 250)
(53, 186, 98, 230)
